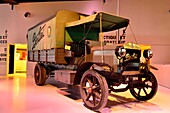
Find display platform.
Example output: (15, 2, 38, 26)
(0, 75, 169, 113)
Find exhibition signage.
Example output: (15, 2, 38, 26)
(0, 30, 8, 76)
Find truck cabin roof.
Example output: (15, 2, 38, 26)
(66, 12, 130, 32)
(65, 12, 130, 42)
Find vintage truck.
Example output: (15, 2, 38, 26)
(27, 10, 158, 111)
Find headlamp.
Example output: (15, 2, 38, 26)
(143, 49, 153, 59)
(115, 46, 126, 58)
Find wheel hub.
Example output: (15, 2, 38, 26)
(88, 87, 92, 93)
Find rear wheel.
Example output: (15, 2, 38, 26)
(80, 70, 108, 111)
(130, 71, 158, 101)
(34, 63, 46, 86)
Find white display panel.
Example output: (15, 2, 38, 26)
(0, 32, 7, 76)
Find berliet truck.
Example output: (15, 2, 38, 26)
(27, 10, 158, 111)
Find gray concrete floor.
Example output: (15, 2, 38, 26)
(0, 75, 169, 113)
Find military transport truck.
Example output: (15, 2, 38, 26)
(27, 10, 158, 111)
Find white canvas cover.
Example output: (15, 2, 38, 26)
(27, 10, 80, 51)
(27, 17, 56, 51)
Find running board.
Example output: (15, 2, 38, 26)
(54, 70, 76, 85)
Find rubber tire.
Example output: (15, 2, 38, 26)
(34, 63, 46, 86)
(130, 71, 158, 101)
(80, 70, 108, 111)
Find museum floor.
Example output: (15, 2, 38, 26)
(0, 75, 170, 113)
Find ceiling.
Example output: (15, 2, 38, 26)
(0, 0, 93, 4)
(0, 0, 97, 10)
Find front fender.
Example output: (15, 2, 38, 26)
(73, 62, 112, 85)
(73, 62, 94, 85)
(140, 63, 158, 71)
(148, 64, 158, 70)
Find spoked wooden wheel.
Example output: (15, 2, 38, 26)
(34, 63, 46, 86)
(130, 71, 158, 101)
(80, 70, 108, 111)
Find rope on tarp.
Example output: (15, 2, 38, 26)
(129, 23, 138, 44)
(78, 22, 94, 44)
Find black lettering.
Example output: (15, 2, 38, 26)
(3, 36, 7, 39)
(32, 33, 36, 42)
(5, 30, 8, 35)
(0, 58, 6, 61)
(110, 36, 113, 39)
(32, 24, 46, 50)
(0, 53, 7, 57)
(0, 40, 7, 44)
(4, 48, 7, 51)
(104, 35, 117, 39)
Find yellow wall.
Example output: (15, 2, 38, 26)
(7, 44, 27, 76)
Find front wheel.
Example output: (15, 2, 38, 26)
(34, 63, 47, 86)
(80, 70, 108, 111)
(130, 71, 158, 101)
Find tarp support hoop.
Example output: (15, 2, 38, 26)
(100, 13, 104, 63)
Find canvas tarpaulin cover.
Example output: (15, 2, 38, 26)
(65, 12, 130, 42)
(27, 10, 80, 51)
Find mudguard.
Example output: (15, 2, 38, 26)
(148, 64, 158, 70)
(73, 62, 112, 85)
